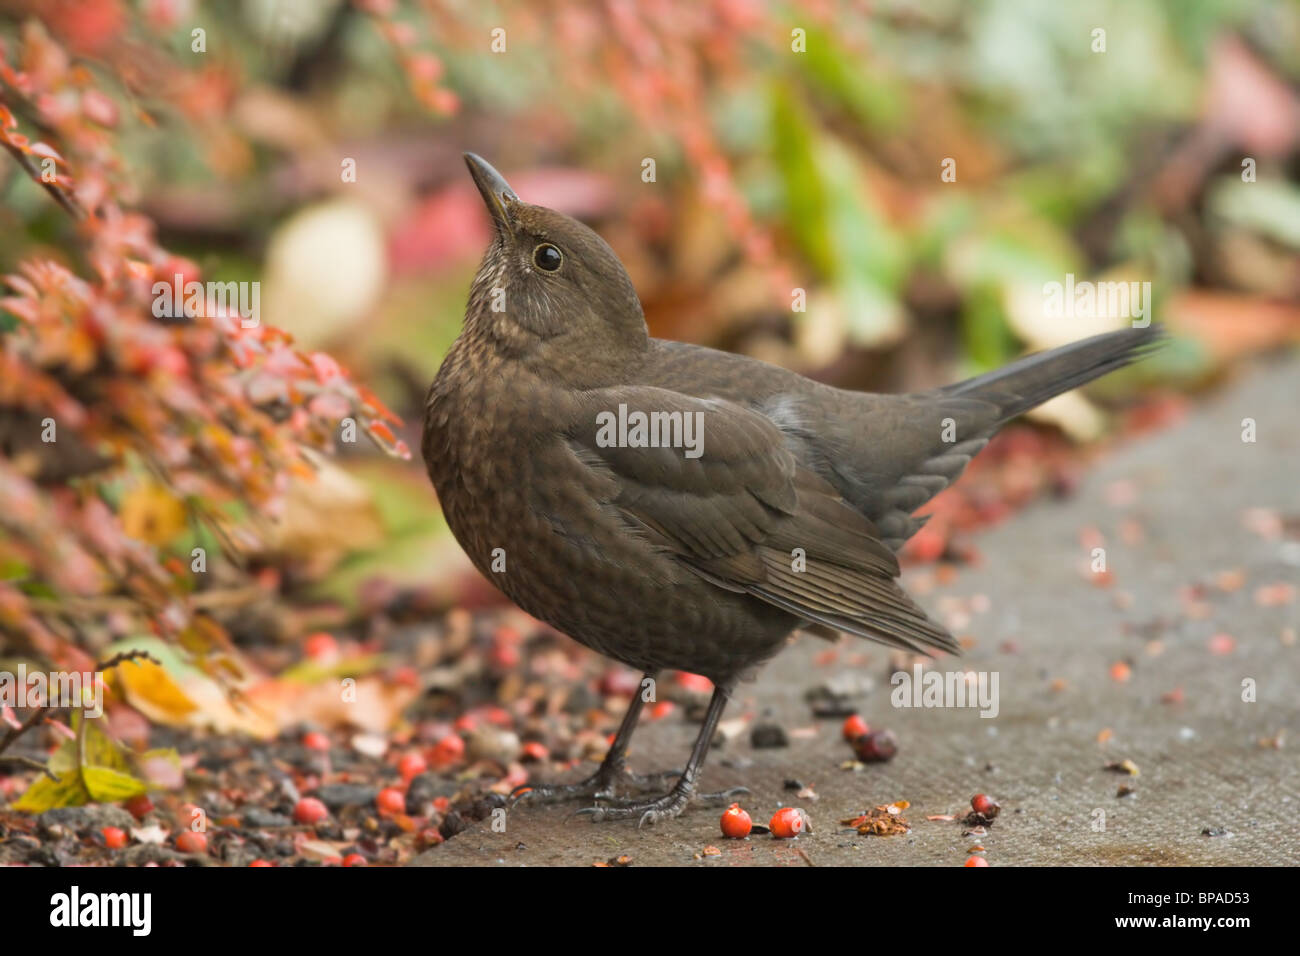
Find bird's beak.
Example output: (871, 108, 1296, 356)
(464, 152, 519, 235)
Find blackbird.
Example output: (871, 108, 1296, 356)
(423, 153, 1163, 825)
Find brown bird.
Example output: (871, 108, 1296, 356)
(423, 153, 1162, 825)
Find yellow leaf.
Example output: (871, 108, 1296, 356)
(80, 712, 132, 772)
(119, 482, 186, 546)
(115, 658, 198, 725)
(12, 772, 86, 813)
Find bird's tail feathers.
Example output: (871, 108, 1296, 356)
(946, 324, 1165, 423)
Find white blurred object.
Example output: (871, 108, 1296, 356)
(262, 199, 387, 345)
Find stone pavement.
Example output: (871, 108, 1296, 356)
(414, 358, 1299, 866)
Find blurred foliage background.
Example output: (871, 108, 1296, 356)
(2, 0, 1299, 670)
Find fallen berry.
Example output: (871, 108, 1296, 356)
(302, 731, 331, 752)
(303, 632, 339, 662)
(971, 793, 999, 817)
(769, 807, 805, 839)
(490, 643, 519, 669)
(853, 729, 898, 762)
(675, 672, 713, 693)
(430, 734, 465, 767)
(376, 787, 406, 815)
(453, 713, 478, 734)
(1207, 633, 1236, 656)
(842, 714, 869, 742)
(294, 797, 329, 825)
(175, 831, 207, 854)
(124, 794, 153, 820)
(102, 826, 127, 850)
(520, 741, 549, 762)
(720, 803, 752, 839)
(398, 751, 427, 781)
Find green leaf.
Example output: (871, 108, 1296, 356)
(769, 82, 833, 276)
(11, 772, 86, 813)
(1207, 176, 1300, 249)
(82, 766, 147, 802)
(279, 653, 389, 684)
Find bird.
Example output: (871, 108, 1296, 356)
(422, 152, 1163, 825)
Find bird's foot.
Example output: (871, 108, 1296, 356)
(574, 783, 749, 827)
(509, 765, 682, 806)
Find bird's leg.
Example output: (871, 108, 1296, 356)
(575, 681, 746, 826)
(510, 672, 679, 805)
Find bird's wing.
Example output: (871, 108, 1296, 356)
(646, 328, 1162, 550)
(567, 388, 957, 655)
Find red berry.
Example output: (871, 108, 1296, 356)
(302, 731, 331, 752)
(842, 714, 869, 742)
(675, 672, 713, 693)
(102, 826, 127, 849)
(720, 803, 751, 839)
(391, 666, 419, 688)
(853, 729, 898, 762)
(490, 643, 519, 670)
(599, 668, 641, 697)
(175, 831, 207, 854)
(520, 741, 549, 762)
(769, 807, 805, 839)
(398, 752, 427, 781)
(124, 794, 153, 820)
(964, 855, 989, 867)
(303, 632, 339, 661)
(453, 713, 478, 734)
(248, 859, 273, 867)
(294, 797, 329, 825)
(971, 793, 999, 816)
(342, 853, 368, 867)
(376, 787, 406, 815)
(431, 734, 465, 767)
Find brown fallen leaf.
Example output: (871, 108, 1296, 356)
(841, 801, 911, 836)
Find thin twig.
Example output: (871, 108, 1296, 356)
(28, 585, 265, 615)
(0, 700, 51, 758)
(0, 754, 59, 780)
(0, 134, 85, 220)
(94, 648, 161, 673)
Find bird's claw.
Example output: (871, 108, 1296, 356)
(572, 792, 689, 826)
(509, 765, 685, 807)
(574, 784, 749, 826)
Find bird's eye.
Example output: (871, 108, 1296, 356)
(532, 243, 563, 272)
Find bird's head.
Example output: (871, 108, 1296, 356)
(462, 153, 648, 379)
